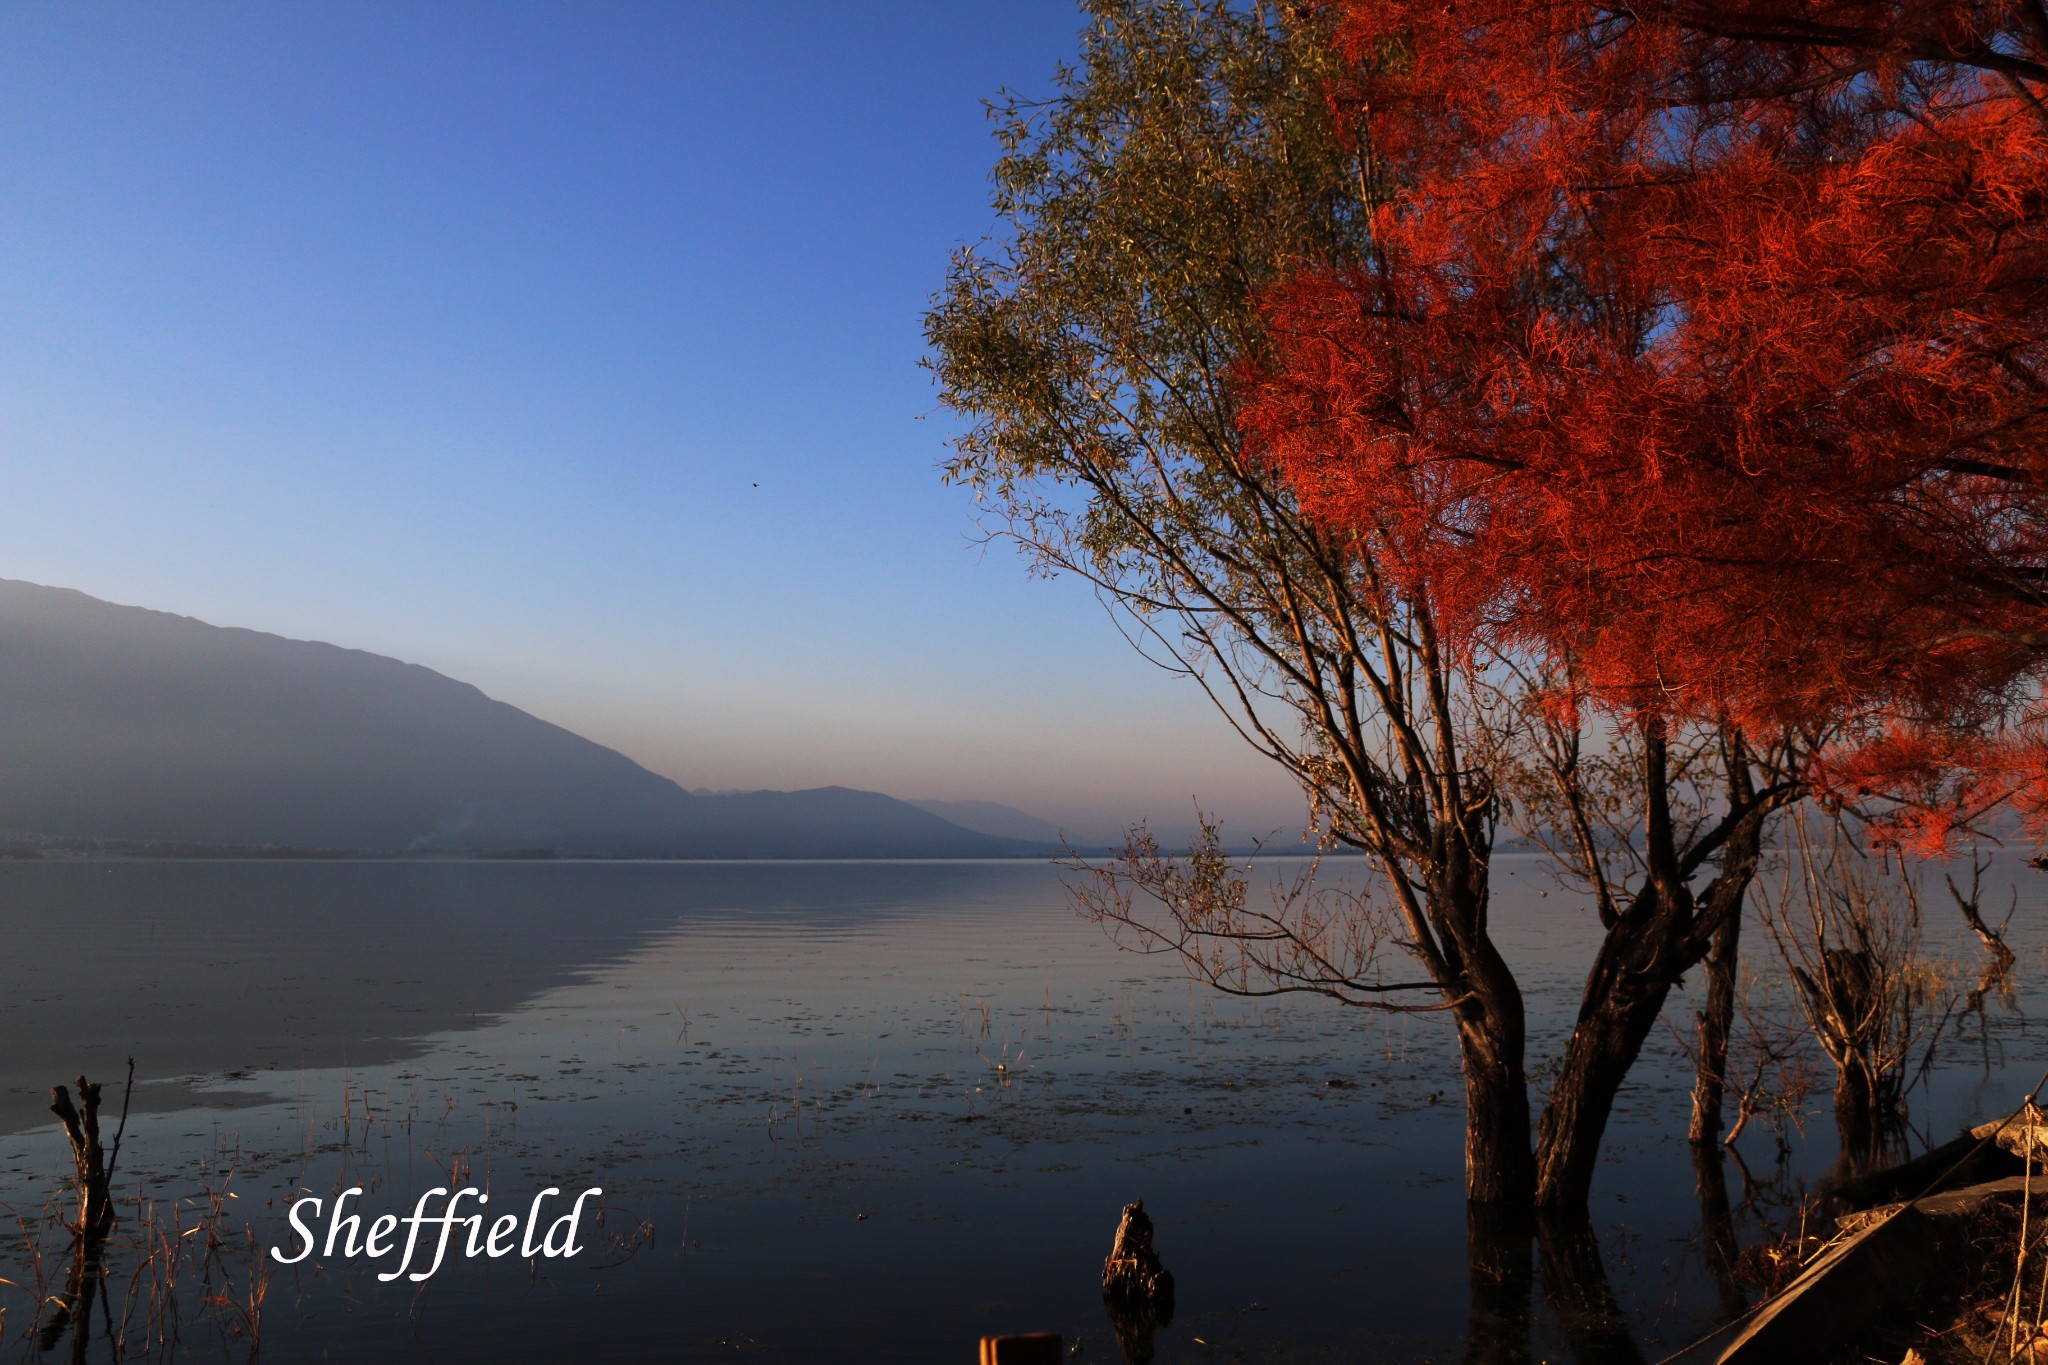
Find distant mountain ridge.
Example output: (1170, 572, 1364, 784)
(0, 581, 1050, 859)
(908, 798, 1076, 846)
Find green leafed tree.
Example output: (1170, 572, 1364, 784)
(924, 0, 1788, 1211)
(926, 0, 1544, 1204)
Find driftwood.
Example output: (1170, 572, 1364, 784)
(1719, 1174, 2044, 1364)
(1716, 1204, 1950, 1365)
(1722, 1100, 2048, 1365)
(1834, 1173, 2042, 1235)
(1101, 1201, 1173, 1364)
(1826, 1128, 2022, 1209)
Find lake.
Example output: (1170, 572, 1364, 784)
(2, 855, 2044, 1363)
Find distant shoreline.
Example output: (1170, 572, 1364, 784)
(0, 840, 1072, 862)
(0, 837, 1390, 862)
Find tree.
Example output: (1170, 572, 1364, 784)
(928, 0, 1540, 1206)
(1239, 1, 2048, 847)
(1482, 704, 1794, 1199)
(927, 0, 1792, 1210)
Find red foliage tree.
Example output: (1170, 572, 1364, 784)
(1238, 2, 2048, 845)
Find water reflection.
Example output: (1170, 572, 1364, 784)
(1537, 1215, 1646, 1365)
(1692, 1143, 1748, 1320)
(1826, 1109, 1915, 1187)
(0, 855, 2043, 1362)
(0, 860, 1048, 1133)
(1456, 1207, 1654, 1365)
(1464, 1204, 1533, 1365)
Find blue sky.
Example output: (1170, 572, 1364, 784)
(0, 2, 1302, 834)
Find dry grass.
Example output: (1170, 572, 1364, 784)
(0, 1168, 272, 1361)
(1886, 1201, 2039, 1364)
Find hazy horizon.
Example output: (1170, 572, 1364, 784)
(4, 573, 1294, 839)
(0, 4, 1306, 836)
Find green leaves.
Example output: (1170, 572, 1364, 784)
(927, 1, 1368, 562)
(928, 3, 1481, 887)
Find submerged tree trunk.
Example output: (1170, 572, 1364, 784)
(1433, 835, 1536, 1207)
(1830, 1071, 1879, 1184)
(42, 1067, 129, 1365)
(1536, 880, 1758, 1208)
(1799, 947, 1895, 1135)
(1456, 980, 1536, 1206)
(37, 1240, 104, 1365)
(1826, 1064, 1915, 1184)
(1531, 916, 1680, 1210)
(1827, 1096, 1909, 1186)
(49, 1078, 114, 1240)
(1834, 1059, 1874, 1123)
(1688, 910, 1741, 1144)
(1535, 734, 1770, 1211)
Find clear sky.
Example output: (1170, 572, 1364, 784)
(0, 2, 1304, 837)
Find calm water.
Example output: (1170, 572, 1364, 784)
(1, 856, 2044, 1363)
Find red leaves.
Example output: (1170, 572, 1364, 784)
(1813, 723, 2048, 852)
(1241, 1, 2048, 835)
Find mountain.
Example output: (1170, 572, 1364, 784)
(0, 581, 1050, 858)
(907, 798, 1078, 846)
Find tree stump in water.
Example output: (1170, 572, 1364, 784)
(1102, 1201, 1173, 1363)
(1102, 1200, 1174, 1305)
(978, 1333, 1062, 1364)
(49, 1077, 115, 1240)
(42, 1067, 131, 1365)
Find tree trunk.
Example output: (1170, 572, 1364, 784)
(1536, 744, 1768, 1211)
(1534, 890, 1763, 1207)
(1688, 910, 1741, 1145)
(1827, 1079, 1908, 1185)
(48, 1078, 113, 1240)
(1452, 935, 1536, 1206)
(1834, 1059, 1874, 1122)
(1531, 926, 1677, 1210)
(1458, 1011, 1536, 1206)
(1829, 1064, 1881, 1181)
